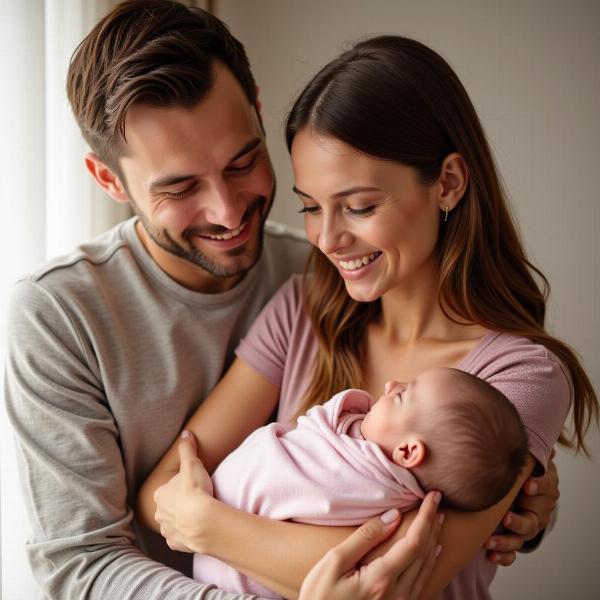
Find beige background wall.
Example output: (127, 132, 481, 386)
(215, 1, 599, 598)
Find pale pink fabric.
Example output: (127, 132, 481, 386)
(193, 388, 425, 598)
(234, 275, 573, 600)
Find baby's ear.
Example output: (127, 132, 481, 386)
(392, 440, 426, 469)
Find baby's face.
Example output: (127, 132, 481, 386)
(361, 369, 452, 459)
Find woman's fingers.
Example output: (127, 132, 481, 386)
(369, 492, 443, 594)
(327, 509, 404, 577)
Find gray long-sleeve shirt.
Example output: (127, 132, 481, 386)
(4, 217, 309, 599)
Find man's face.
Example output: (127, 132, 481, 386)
(117, 61, 275, 291)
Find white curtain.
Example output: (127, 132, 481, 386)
(1, 1, 129, 597)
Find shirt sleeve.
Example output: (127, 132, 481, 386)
(4, 280, 259, 600)
(235, 276, 303, 387)
(476, 336, 573, 473)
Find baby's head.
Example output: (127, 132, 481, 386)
(361, 368, 528, 511)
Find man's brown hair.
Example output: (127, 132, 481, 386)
(66, 0, 257, 176)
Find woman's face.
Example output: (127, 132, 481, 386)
(290, 129, 442, 302)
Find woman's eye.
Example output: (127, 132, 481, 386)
(347, 206, 376, 216)
(298, 206, 321, 214)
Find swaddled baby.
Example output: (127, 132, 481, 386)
(193, 367, 529, 598)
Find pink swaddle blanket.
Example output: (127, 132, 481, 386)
(193, 389, 425, 598)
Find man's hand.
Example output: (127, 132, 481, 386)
(485, 451, 559, 566)
(299, 492, 443, 600)
(154, 430, 214, 553)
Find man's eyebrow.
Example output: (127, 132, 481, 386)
(149, 174, 196, 192)
(148, 138, 262, 193)
(292, 185, 381, 200)
(229, 137, 262, 163)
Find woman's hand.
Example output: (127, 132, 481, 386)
(299, 492, 443, 600)
(485, 451, 559, 566)
(154, 431, 214, 553)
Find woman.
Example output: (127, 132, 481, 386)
(142, 36, 597, 598)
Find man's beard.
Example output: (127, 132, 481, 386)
(134, 193, 272, 279)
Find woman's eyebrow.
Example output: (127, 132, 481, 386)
(292, 185, 381, 199)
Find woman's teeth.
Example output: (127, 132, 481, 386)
(206, 222, 246, 240)
(339, 252, 381, 271)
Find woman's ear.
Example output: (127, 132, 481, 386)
(85, 152, 129, 203)
(437, 152, 469, 212)
(392, 439, 427, 469)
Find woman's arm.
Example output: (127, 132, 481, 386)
(364, 455, 536, 600)
(155, 434, 535, 599)
(136, 358, 279, 531)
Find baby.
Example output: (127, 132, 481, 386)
(190, 367, 529, 598)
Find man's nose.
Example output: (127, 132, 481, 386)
(203, 178, 246, 230)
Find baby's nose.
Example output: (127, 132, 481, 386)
(384, 380, 402, 395)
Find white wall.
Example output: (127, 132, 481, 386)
(216, 1, 600, 598)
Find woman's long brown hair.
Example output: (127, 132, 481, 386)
(286, 36, 598, 453)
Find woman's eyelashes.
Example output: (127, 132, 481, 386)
(298, 204, 377, 216)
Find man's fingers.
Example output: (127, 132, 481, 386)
(486, 533, 525, 554)
(503, 511, 538, 537)
(489, 551, 517, 567)
(324, 510, 403, 577)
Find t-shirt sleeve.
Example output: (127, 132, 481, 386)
(235, 275, 303, 388)
(475, 337, 573, 473)
(5, 280, 247, 600)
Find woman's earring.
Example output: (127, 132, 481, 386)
(444, 205, 449, 222)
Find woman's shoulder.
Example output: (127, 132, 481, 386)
(464, 331, 571, 387)
(463, 331, 572, 468)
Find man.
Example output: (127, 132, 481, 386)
(5, 1, 308, 598)
(4, 1, 557, 598)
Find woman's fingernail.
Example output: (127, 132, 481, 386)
(438, 513, 445, 525)
(381, 508, 400, 524)
(435, 544, 442, 557)
(181, 430, 191, 439)
(504, 513, 512, 526)
(434, 491, 442, 504)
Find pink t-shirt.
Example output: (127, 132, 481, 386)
(194, 389, 424, 598)
(235, 275, 572, 600)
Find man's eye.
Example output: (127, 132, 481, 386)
(298, 206, 320, 214)
(228, 156, 256, 172)
(164, 186, 195, 199)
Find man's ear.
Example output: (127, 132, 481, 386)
(85, 152, 129, 203)
(392, 439, 427, 469)
(436, 152, 468, 212)
(255, 85, 262, 114)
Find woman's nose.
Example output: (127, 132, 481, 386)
(318, 216, 352, 255)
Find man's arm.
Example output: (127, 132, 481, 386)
(4, 280, 253, 600)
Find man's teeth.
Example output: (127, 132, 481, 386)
(206, 223, 246, 241)
(339, 253, 380, 271)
